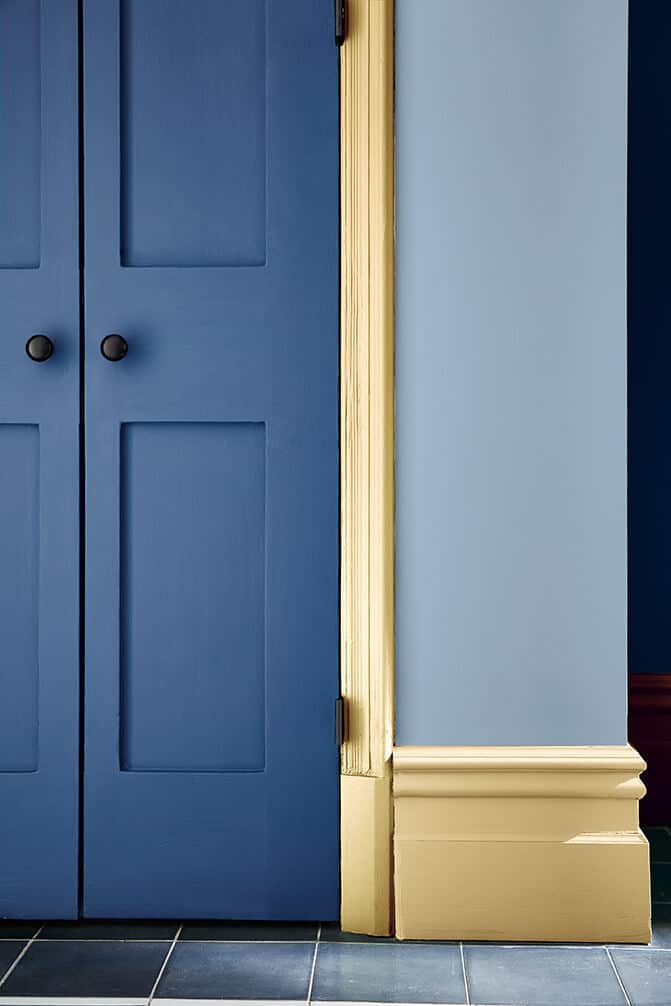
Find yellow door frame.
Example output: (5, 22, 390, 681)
(339, 0, 395, 936)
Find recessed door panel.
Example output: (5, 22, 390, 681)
(83, 0, 339, 918)
(0, 1, 79, 919)
(119, 0, 266, 267)
(120, 421, 266, 773)
(0, 0, 41, 269)
(0, 426, 39, 773)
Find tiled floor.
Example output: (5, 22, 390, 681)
(0, 827, 670, 1006)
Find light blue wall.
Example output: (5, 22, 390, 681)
(395, 0, 629, 746)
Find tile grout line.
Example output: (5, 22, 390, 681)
(17, 933, 317, 941)
(306, 925, 321, 1004)
(152, 933, 319, 941)
(30, 933, 177, 941)
(0, 924, 44, 989)
(148, 924, 183, 1004)
(459, 942, 471, 1005)
(605, 946, 633, 1006)
(0, 999, 147, 1005)
(612, 945, 671, 953)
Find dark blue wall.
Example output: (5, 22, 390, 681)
(628, 0, 671, 675)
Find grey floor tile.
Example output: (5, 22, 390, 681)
(610, 947, 671, 1006)
(320, 922, 396, 944)
(39, 919, 179, 941)
(652, 902, 671, 949)
(614, 902, 671, 950)
(464, 945, 627, 1006)
(0, 941, 26, 983)
(180, 920, 318, 942)
(319, 923, 457, 946)
(652, 863, 671, 903)
(311, 941, 465, 1003)
(644, 827, 671, 863)
(0, 939, 168, 997)
(156, 941, 314, 999)
(0, 921, 41, 941)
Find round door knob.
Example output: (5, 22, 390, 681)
(25, 334, 54, 362)
(100, 333, 128, 362)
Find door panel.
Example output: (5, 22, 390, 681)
(83, 0, 340, 918)
(0, 424, 39, 768)
(0, 0, 79, 918)
(0, 427, 39, 773)
(119, 422, 266, 774)
(119, 0, 266, 268)
(0, 0, 41, 268)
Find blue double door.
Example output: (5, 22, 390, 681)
(0, 0, 339, 920)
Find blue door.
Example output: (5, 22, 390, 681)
(0, 0, 80, 918)
(82, 1, 340, 918)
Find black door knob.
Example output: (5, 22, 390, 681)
(101, 334, 128, 362)
(26, 334, 54, 362)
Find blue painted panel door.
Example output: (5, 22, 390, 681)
(0, 1, 80, 918)
(82, 1, 340, 918)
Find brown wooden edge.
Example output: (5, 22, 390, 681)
(629, 673, 671, 825)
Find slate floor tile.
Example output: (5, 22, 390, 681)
(644, 827, 671, 863)
(652, 863, 671, 903)
(610, 902, 671, 950)
(179, 920, 319, 942)
(464, 945, 627, 1006)
(311, 942, 466, 1003)
(0, 939, 168, 997)
(156, 941, 314, 1000)
(0, 921, 41, 941)
(320, 922, 396, 944)
(0, 941, 26, 983)
(610, 947, 671, 1006)
(319, 923, 457, 946)
(652, 902, 671, 949)
(39, 919, 179, 941)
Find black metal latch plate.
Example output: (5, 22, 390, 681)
(335, 696, 348, 746)
(335, 0, 346, 46)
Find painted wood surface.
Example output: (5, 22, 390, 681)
(339, 0, 395, 936)
(394, 745, 649, 943)
(81, 0, 340, 919)
(0, 0, 80, 919)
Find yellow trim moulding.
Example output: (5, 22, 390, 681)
(339, 0, 395, 936)
(393, 745, 651, 944)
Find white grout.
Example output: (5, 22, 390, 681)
(29, 938, 176, 944)
(610, 942, 671, 951)
(0, 920, 668, 1006)
(605, 946, 633, 1006)
(0, 924, 44, 990)
(148, 924, 183, 1005)
(149, 938, 317, 944)
(459, 942, 471, 1005)
(209, 1001, 472, 1006)
(307, 924, 321, 1004)
(153, 1000, 312, 1006)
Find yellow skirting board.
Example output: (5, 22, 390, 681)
(393, 745, 651, 944)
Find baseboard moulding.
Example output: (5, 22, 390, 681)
(393, 744, 651, 944)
